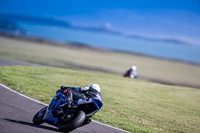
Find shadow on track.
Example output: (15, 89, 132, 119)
(4, 118, 59, 132)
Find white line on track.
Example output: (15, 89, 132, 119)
(0, 83, 130, 133)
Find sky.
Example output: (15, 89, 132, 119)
(0, 0, 200, 45)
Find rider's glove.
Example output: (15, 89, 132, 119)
(60, 86, 66, 91)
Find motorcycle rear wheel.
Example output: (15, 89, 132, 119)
(32, 106, 48, 125)
(58, 110, 85, 132)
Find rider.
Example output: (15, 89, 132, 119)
(123, 65, 138, 79)
(56, 83, 103, 119)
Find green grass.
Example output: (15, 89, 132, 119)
(1, 37, 200, 88)
(0, 66, 200, 133)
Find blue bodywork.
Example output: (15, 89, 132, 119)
(42, 92, 103, 126)
(92, 99, 103, 110)
(43, 93, 66, 126)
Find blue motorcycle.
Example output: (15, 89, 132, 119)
(32, 90, 102, 132)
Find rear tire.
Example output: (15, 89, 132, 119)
(32, 106, 47, 125)
(58, 110, 85, 132)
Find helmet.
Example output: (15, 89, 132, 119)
(131, 65, 137, 71)
(89, 83, 101, 92)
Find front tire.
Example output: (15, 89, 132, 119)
(32, 106, 47, 125)
(58, 110, 85, 132)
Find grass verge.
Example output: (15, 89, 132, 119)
(0, 66, 200, 133)
(1, 36, 200, 88)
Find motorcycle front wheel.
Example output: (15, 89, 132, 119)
(32, 106, 48, 125)
(58, 110, 85, 132)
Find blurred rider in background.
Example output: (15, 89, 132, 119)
(123, 65, 138, 79)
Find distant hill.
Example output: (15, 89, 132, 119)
(0, 15, 26, 34)
(0, 13, 121, 35)
(0, 32, 108, 52)
(0, 13, 192, 46)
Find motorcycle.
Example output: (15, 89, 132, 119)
(32, 90, 102, 132)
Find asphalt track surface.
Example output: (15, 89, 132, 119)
(0, 59, 130, 133)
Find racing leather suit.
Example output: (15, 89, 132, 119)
(56, 86, 103, 117)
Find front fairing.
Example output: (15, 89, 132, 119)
(43, 93, 66, 126)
